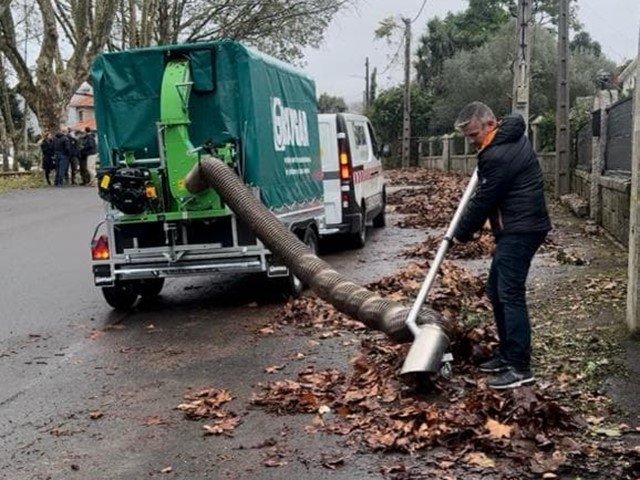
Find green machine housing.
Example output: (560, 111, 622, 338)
(90, 41, 325, 307)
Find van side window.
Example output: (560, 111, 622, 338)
(353, 124, 367, 147)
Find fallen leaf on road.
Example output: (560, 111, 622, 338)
(264, 365, 285, 374)
(177, 388, 232, 417)
(89, 411, 104, 420)
(258, 325, 276, 335)
(321, 454, 345, 469)
(203, 417, 241, 436)
(144, 415, 169, 427)
(263, 458, 287, 467)
(486, 418, 512, 439)
(160, 466, 172, 474)
(465, 452, 495, 468)
(87, 330, 104, 340)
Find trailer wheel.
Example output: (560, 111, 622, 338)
(282, 227, 319, 299)
(102, 281, 139, 310)
(137, 278, 165, 299)
(349, 204, 367, 249)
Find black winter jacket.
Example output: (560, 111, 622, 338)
(52, 132, 71, 157)
(454, 114, 551, 241)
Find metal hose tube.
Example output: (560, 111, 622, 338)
(185, 157, 449, 346)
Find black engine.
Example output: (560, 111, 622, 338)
(97, 167, 153, 215)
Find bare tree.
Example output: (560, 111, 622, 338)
(111, 0, 353, 62)
(0, 55, 14, 171)
(0, 0, 118, 132)
(0, 0, 351, 133)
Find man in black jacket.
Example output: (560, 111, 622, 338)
(453, 102, 551, 389)
(52, 129, 71, 187)
(40, 132, 55, 185)
(78, 127, 97, 185)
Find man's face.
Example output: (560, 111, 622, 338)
(461, 117, 495, 149)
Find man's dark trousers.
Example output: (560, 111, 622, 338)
(487, 231, 547, 371)
(54, 154, 69, 186)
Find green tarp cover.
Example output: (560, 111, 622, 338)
(91, 41, 322, 209)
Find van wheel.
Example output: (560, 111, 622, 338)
(372, 201, 386, 228)
(281, 227, 318, 299)
(102, 281, 139, 310)
(349, 206, 367, 249)
(137, 278, 165, 299)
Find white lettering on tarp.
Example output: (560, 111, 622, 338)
(284, 156, 312, 176)
(272, 97, 309, 152)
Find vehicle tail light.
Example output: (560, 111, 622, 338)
(91, 234, 110, 260)
(339, 146, 351, 181)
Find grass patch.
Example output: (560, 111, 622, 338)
(0, 172, 47, 192)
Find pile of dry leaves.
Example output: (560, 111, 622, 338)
(255, 255, 637, 476)
(403, 231, 495, 260)
(249, 169, 639, 477)
(386, 170, 470, 230)
(176, 387, 241, 436)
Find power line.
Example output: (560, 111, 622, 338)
(378, 36, 405, 76)
(411, 0, 429, 24)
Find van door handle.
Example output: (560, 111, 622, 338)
(370, 171, 379, 176)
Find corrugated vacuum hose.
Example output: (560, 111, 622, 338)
(185, 157, 450, 375)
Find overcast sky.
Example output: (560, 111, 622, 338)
(303, 0, 640, 103)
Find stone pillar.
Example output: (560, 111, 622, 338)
(627, 34, 640, 333)
(590, 89, 618, 224)
(530, 115, 544, 153)
(428, 137, 434, 158)
(442, 134, 452, 172)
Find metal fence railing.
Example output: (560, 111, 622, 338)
(575, 123, 592, 171)
(605, 97, 633, 173)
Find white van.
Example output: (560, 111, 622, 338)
(318, 113, 386, 247)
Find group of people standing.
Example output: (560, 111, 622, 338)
(40, 127, 97, 187)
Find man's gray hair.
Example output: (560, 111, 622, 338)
(454, 101, 496, 130)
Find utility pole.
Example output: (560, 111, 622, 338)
(627, 25, 640, 333)
(555, 0, 571, 197)
(401, 17, 411, 169)
(512, 0, 532, 132)
(364, 57, 370, 111)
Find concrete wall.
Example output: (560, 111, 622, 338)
(573, 168, 591, 199)
(416, 146, 631, 246)
(600, 176, 631, 246)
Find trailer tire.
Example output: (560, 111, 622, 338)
(282, 227, 319, 299)
(102, 281, 139, 310)
(137, 278, 165, 299)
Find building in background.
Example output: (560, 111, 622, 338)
(618, 57, 638, 96)
(66, 82, 95, 132)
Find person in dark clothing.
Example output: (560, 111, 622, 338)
(40, 132, 55, 185)
(78, 127, 97, 185)
(453, 101, 551, 390)
(67, 130, 80, 184)
(52, 129, 71, 187)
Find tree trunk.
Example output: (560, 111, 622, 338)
(0, 1, 118, 133)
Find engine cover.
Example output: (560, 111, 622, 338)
(97, 167, 152, 215)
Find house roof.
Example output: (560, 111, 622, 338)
(69, 94, 94, 108)
(619, 57, 638, 82)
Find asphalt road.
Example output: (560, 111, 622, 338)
(0, 186, 422, 480)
